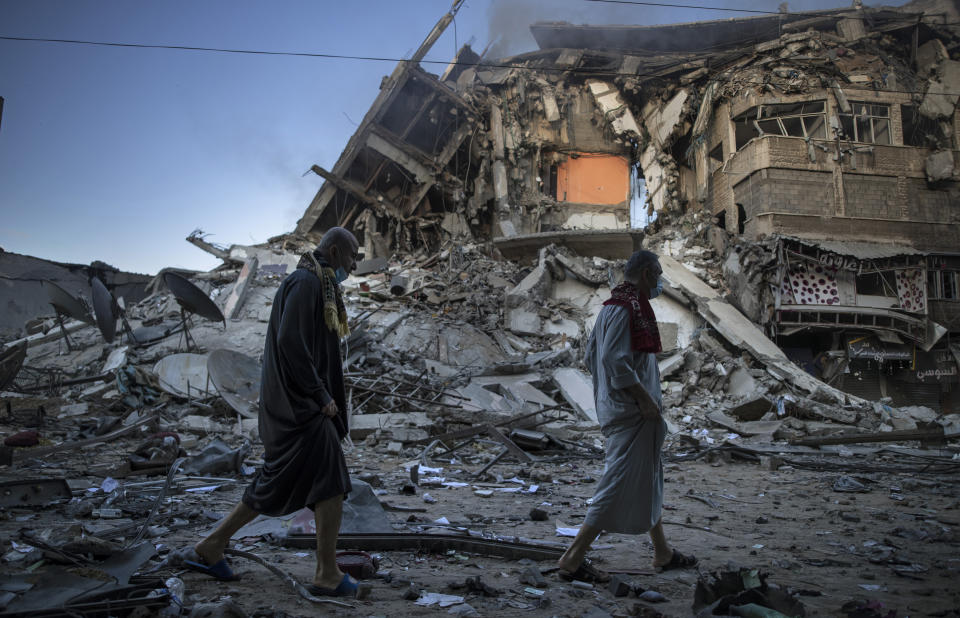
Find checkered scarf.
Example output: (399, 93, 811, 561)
(603, 282, 661, 353)
(297, 252, 350, 339)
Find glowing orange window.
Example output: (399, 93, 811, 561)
(556, 154, 629, 205)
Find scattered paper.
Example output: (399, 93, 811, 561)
(415, 592, 464, 607)
(555, 520, 581, 537)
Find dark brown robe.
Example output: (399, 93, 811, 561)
(242, 266, 351, 516)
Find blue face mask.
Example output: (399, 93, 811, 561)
(649, 277, 663, 300)
(335, 267, 349, 284)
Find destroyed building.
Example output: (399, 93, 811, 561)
(3, 2, 960, 616)
(296, 0, 960, 413)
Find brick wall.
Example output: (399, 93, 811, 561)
(843, 174, 900, 219)
(733, 169, 833, 220)
(908, 178, 954, 221)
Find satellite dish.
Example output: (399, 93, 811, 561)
(162, 272, 225, 351)
(207, 349, 261, 419)
(42, 280, 93, 351)
(91, 276, 141, 346)
(153, 353, 210, 399)
(0, 342, 28, 391)
(91, 277, 118, 343)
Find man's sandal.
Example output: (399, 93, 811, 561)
(656, 549, 698, 572)
(558, 559, 611, 583)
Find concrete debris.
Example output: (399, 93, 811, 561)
(3, 3, 960, 616)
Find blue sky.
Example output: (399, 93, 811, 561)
(0, 0, 908, 274)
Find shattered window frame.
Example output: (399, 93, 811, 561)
(928, 269, 960, 301)
(733, 100, 828, 150)
(839, 101, 891, 145)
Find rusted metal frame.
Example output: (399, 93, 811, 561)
(408, 66, 474, 111)
(397, 92, 439, 142)
(358, 373, 467, 400)
(310, 165, 379, 207)
(405, 368, 429, 398)
(475, 448, 509, 478)
(339, 202, 362, 230)
(484, 425, 534, 462)
(348, 383, 462, 408)
(368, 124, 438, 178)
(296, 63, 416, 235)
(282, 532, 564, 562)
(349, 374, 387, 411)
(356, 91, 439, 202)
(401, 118, 475, 217)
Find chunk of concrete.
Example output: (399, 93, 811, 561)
(349, 412, 431, 441)
(919, 60, 960, 119)
(916, 39, 948, 75)
(508, 307, 544, 336)
(925, 150, 955, 181)
(223, 257, 258, 320)
(726, 366, 759, 399)
(552, 368, 597, 423)
(505, 265, 551, 308)
(586, 79, 641, 137)
(729, 397, 774, 421)
(544, 317, 579, 339)
(658, 353, 684, 379)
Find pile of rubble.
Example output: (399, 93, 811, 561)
(1, 215, 958, 614)
(3, 0, 960, 613)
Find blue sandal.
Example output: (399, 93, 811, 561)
(182, 548, 240, 581)
(306, 573, 358, 597)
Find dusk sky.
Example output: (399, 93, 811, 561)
(0, 0, 909, 275)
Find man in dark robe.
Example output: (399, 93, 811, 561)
(187, 227, 361, 597)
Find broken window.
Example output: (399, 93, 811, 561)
(855, 271, 896, 296)
(733, 101, 827, 150)
(901, 104, 949, 148)
(928, 269, 960, 300)
(839, 102, 891, 145)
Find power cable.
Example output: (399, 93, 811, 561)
(4, 33, 960, 96)
(583, 0, 954, 21)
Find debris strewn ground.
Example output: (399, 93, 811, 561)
(2, 0, 960, 615)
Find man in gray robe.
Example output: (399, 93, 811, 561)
(186, 227, 362, 597)
(558, 250, 697, 581)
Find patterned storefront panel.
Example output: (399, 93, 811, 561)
(895, 268, 926, 314)
(785, 260, 841, 305)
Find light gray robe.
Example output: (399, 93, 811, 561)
(583, 304, 666, 534)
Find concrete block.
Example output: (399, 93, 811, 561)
(505, 265, 550, 307)
(349, 412, 431, 440)
(919, 61, 960, 119)
(552, 368, 598, 423)
(508, 307, 544, 336)
(916, 39, 948, 75)
(608, 574, 632, 597)
(544, 317, 580, 339)
(729, 397, 774, 421)
(925, 150, 954, 181)
(726, 366, 759, 400)
(223, 257, 259, 321)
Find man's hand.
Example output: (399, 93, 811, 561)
(625, 383, 661, 420)
(321, 400, 339, 418)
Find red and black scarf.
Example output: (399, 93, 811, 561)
(603, 282, 662, 353)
